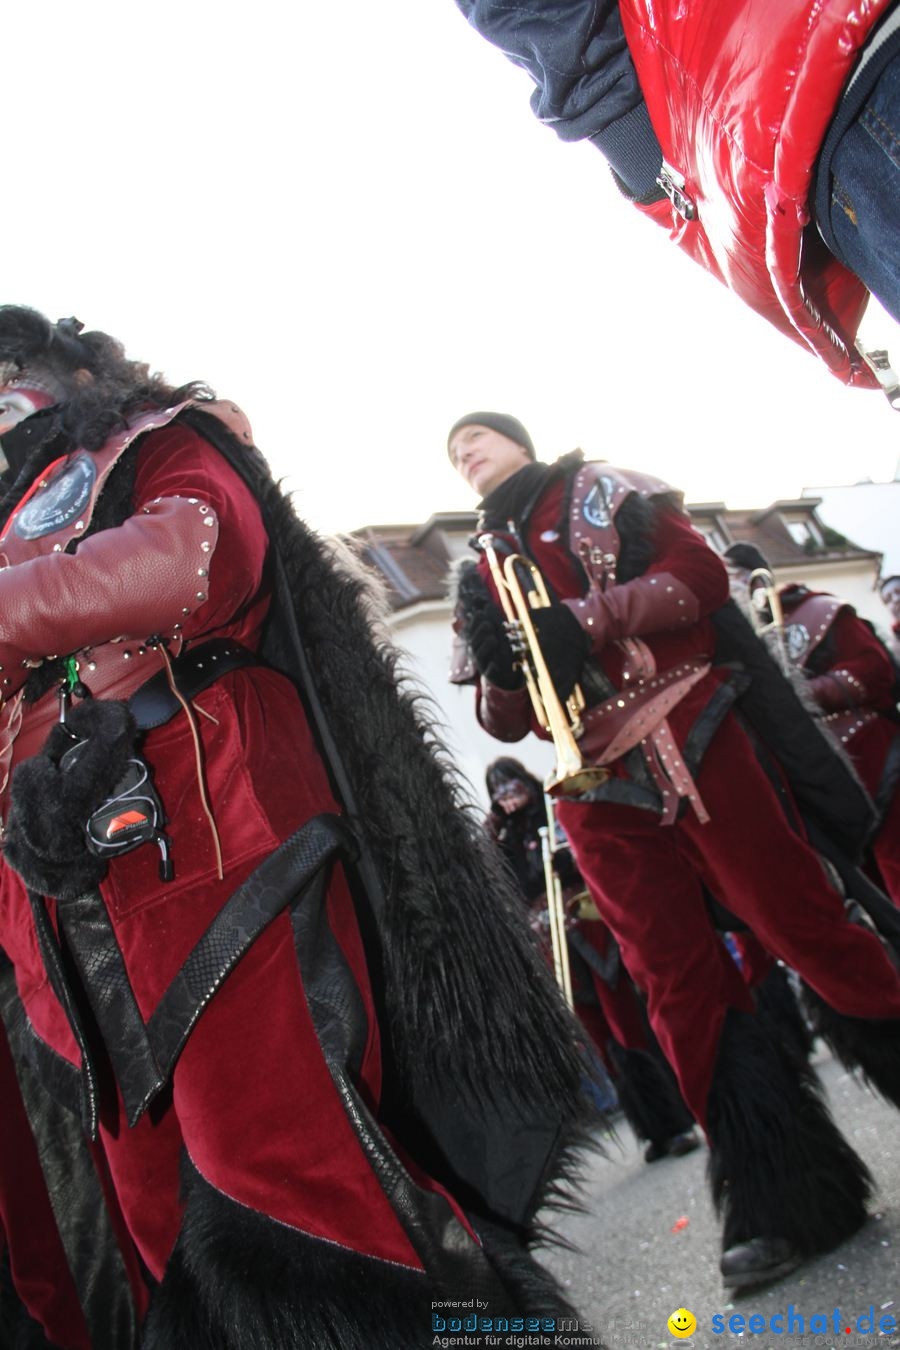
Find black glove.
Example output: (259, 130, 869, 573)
(456, 565, 521, 690)
(4, 698, 140, 901)
(530, 604, 590, 702)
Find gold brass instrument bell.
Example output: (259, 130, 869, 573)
(479, 534, 610, 798)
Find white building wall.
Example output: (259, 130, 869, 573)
(802, 480, 900, 578)
(387, 600, 554, 810)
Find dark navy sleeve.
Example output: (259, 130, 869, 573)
(454, 0, 663, 200)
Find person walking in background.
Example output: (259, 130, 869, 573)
(448, 409, 900, 1292)
(485, 756, 700, 1164)
(725, 543, 900, 908)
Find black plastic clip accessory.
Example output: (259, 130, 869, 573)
(61, 744, 174, 882)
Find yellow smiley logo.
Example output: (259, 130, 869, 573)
(667, 1307, 697, 1338)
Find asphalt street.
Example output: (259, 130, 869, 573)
(538, 1047, 900, 1350)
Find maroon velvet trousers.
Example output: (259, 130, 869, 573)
(557, 711, 900, 1130)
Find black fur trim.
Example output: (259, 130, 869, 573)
(713, 598, 875, 856)
(753, 963, 814, 1064)
(478, 457, 563, 534)
(615, 491, 671, 584)
(523, 1113, 608, 1256)
(3, 700, 139, 899)
(608, 1043, 695, 1147)
(473, 1216, 587, 1324)
(181, 408, 587, 1119)
(143, 1162, 580, 1349)
(707, 1008, 871, 1254)
(0, 1251, 63, 1350)
(143, 1165, 435, 1349)
(800, 985, 900, 1109)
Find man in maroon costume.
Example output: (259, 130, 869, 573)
(485, 756, 699, 1162)
(449, 411, 900, 1292)
(725, 543, 900, 908)
(0, 315, 595, 1350)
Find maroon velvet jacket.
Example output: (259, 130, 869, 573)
(461, 460, 731, 824)
(0, 411, 430, 1279)
(781, 585, 900, 800)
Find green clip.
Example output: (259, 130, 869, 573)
(64, 657, 80, 693)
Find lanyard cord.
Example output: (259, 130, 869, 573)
(157, 642, 224, 881)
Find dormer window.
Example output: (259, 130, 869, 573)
(695, 523, 727, 552)
(783, 514, 823, 549)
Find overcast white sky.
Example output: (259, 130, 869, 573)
(14, 1, 900, 535)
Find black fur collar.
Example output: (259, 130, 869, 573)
(478, 451, 583, 533)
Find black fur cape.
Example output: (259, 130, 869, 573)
(178, 409, 592, 1186)
(0, 397, 604, 1346)
(1, 395, 595, 1220)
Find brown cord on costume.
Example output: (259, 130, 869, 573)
(158, 643, 224, 881)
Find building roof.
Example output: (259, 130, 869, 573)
(352, 498, 880, 611)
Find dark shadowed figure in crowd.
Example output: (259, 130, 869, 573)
(0, 313, 600, 1350)
(485, 756, 699, 1163)
(725, 543, 900, 910)
(453, 0, 900, 396)
(448, 410, 900, 1293)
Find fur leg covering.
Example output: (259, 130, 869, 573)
(0, 1254, 62, 1350)
(143, 1167, 434, 1350)
(607, 1042, 694, 1147)
(142, 1164, 582, 1349)
(471, 1218, 582, 1325)
(754, 963, 814, 1064)
(707, 1009, 871, 1255)
(801, 986, 900, 1110)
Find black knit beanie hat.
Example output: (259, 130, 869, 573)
(723, 542, 770, 573)
(447, 411, 535, 460)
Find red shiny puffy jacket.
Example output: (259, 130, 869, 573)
(622, 0, 893, 386)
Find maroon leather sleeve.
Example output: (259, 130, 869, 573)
(563, 571, 701, 654)
(806, 609, 897, 712)
(476, 678, 532, 742)
(561, 506, 727, 655)
(0, 498, 219, 697)
(806, 672, 859, 711)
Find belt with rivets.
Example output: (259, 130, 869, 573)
(127, 638, 260, 730)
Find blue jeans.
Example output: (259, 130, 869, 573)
(814, 27, 900, 324)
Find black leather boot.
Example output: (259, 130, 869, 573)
(720, 1237, 801, 1292)
(708, 1008, 870, 1285)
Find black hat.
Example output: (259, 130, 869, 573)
(0, 308, 99, 379)
(485, 757, 541, 802)
(723, 542, 770, 573)
(447, 412, 535, 461)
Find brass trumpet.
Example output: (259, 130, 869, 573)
(479, 534, 609, 797)
(539, 795, 573, 1009)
